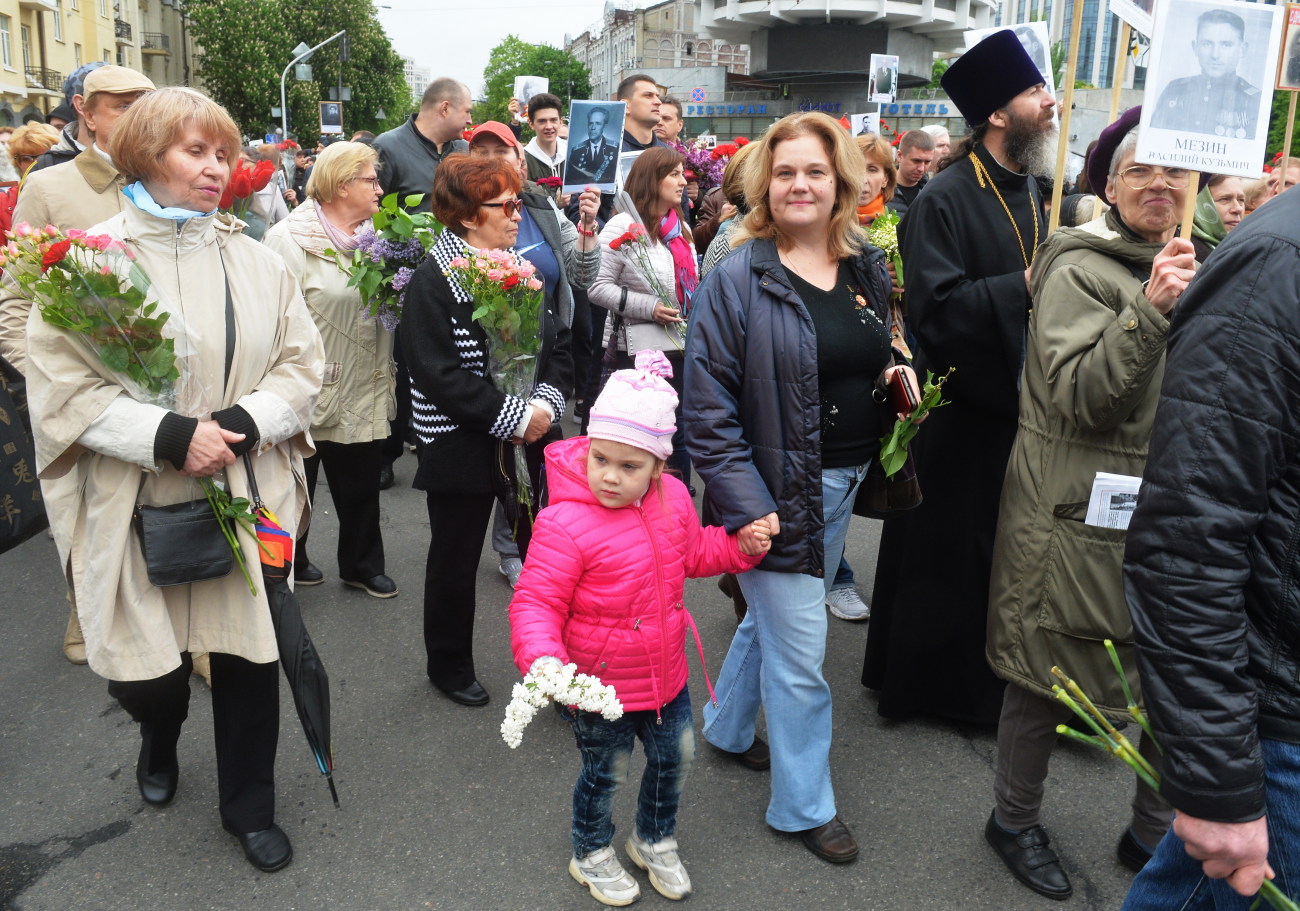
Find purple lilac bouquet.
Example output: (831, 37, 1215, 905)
(332, 192, 442, 331)
(671, 138, 727, 192)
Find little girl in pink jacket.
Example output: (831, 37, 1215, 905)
(509, 351, 768, 906)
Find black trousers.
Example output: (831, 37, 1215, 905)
(423, 487, 537, 691)
(108, 652, 279, 833)
(301, 438, 385, 581)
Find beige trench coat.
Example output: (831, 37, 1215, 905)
(25, 202, 324, 681)
(263, 203, 395, 444)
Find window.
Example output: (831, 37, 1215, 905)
(103, 48, 111, 62)
(21, 25, 31, 71)
(0, 16, 10, 69)
(99, 0, 107, 16)
(53, 1, 63, 41)
(74, 43, 81, 66)
(71, 0, 78, 8)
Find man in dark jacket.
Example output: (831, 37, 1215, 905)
(373, 76, 471, 215)
(1120, 188, 1300, 908)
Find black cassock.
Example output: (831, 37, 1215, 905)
(863, 142, 1044, 725)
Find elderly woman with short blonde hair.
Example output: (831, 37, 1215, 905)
(265, 141, 397, 598)
(25, 86, 323, 874)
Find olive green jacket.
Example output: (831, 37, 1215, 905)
(986, 209, 1170, 715)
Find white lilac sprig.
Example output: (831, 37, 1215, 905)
(501, 658, 623, 749)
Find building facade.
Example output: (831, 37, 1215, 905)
(566, 0, 749, 101)
(0, 0, 192, 126)
(401, 53, 429, 105)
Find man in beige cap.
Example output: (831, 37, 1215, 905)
(0, 64, 154, 665)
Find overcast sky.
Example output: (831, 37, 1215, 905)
(375, 0, 621, 97)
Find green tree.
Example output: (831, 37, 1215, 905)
(476, 36, 592, 136)
(928, 58, 949, 88)
(186, 0, 410, 141)
(1266, 89, 1298, 163)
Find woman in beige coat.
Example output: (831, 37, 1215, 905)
(24, 88, 323, 874)
(265, 141, 396, 598)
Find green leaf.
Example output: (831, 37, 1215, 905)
(404, 193, 424, 208)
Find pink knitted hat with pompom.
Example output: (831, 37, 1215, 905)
(586, 350, 678, 460)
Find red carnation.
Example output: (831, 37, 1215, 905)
(711, 143, 739, 160)
(734, 136, 750, 146)
(502, 274, 520, 290)
(41, 239, 72, 272)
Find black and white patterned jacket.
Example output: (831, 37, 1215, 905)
(401, 228, 573, 494)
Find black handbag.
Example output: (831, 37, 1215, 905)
(132, 490, 233, 587)
(0, 354, 48, 554)
(853, 383, 924, 519)
(853, 451, 923, 519)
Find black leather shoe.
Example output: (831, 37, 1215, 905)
(1117, 828, 1154, 873)
(985, 812, 1072, 900)
(712, 736, 770, 770)
(796, 816, 859, 863)
(378, 462, 395, 490)
(342, 574, 398, 599)
(435, 679, 490, 707)
(294, 562, 325, 586)
(137, 766, 178, 806)
(226, 823, 293, 873)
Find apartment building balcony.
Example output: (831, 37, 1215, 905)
(140, 32, 171, 55)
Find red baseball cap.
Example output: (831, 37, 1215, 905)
(470, 121, 521, 151)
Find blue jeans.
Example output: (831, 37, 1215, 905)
(830, 555, 855, 591)
(701, 464, 866, 831)
(565, 686, 695, 858)
(1121, 737, 1300, 910)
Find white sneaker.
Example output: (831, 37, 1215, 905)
(826, 587, 870, 621)
(569, 846, 641, 906)
(498, 557, 523, 588)
(626, 833, 691, 900)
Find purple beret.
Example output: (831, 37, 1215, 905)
(1087, 106, 1142, 200)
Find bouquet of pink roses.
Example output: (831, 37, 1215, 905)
(446, 249, 545, 516)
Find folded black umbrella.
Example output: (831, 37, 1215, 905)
(242, 453, 338, 808)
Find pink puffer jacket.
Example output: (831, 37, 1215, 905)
(510, 436, 763, 713)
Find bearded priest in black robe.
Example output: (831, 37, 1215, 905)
(863, 29, 1058, 725)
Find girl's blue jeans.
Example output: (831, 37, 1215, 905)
(564, 685, 695, 859)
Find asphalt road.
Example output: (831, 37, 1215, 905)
(0, 451, 1145, 911)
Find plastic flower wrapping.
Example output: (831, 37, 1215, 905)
(2, 223, 268, 594)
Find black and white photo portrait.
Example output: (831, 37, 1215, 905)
(562, 100, 626, 193)
(1277, 3, 1300, 91)
(320, 102, 343, 136)
(851, 112, 881, 136)
(1139, 0, 1281, 176)
(869, 54, 899, 104)
(514, 76, 549, 110)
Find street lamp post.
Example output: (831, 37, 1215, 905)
(280, 29, 346, 138)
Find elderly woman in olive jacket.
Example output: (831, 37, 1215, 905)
(983, 119, 1196, 898)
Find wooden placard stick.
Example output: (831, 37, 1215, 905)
(1050, 0, 1088, 233)
(1284, 91, 1297, 167)
(1109, 23, 1132, 122)
(1179, 172, 1200, 240)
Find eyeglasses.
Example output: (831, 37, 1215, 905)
(1118, 165, 1192, 190)
(481, 197, 524, 217)
(350, 176, 381, 190)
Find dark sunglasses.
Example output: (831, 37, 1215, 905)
(481, 197, 523, 217)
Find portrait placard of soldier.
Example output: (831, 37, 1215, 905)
(320, 101, 343, 136)
(1109, 0, 1154, 38)
(1278, 3, 1300, 91)
(850, 112, 881, 136)
(563, 100, 626, 194)
(1140, 0, 1281, 176)
(868, 55, 899, 104)
(964, 22, 1056, 102)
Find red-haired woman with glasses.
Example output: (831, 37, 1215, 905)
(400, 153, 574, 707)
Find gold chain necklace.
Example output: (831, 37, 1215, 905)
(969, 151, 1039, 270)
